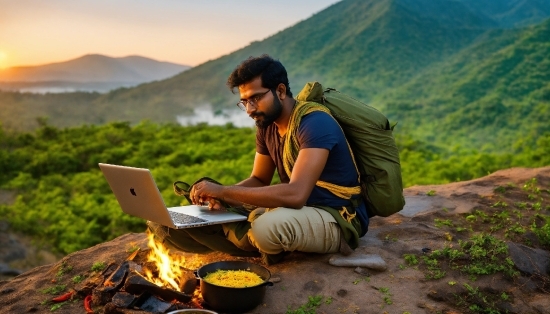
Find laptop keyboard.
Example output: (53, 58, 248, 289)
(169, 211, 208, 225)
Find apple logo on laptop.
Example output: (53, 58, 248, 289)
(130, 188, 137, 196)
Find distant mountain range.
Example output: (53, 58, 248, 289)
(1, 0, 549, 153)
(0, 54, 190, 93)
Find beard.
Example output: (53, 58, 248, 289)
(252, 95, 283, 129)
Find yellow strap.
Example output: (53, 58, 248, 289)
(316, 180, 360, 199)
(283, 101, 361, 200)
(339, 206, 357, 223)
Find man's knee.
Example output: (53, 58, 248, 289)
(248, 206, 341, 255)
(248, 209, 295, 254)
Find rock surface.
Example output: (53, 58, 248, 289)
(328, 253, 387, 271)
(0, 167, 549, 314)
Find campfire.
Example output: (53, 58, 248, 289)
(81, 231, 207, 313)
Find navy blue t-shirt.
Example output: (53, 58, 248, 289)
(256, 110, 369, 236)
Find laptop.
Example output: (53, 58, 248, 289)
(98, 163, 247, 229)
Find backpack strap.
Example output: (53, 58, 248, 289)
(283, 100, 361, 201)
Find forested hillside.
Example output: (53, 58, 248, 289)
(378, 17, 550, 151)
(0, 122, 548, 254)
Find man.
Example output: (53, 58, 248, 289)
(149, 54, 369, 264)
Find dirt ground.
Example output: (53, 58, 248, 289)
(0, 167, 549, 314)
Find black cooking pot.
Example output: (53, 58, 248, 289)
(196, 261, 273, 313)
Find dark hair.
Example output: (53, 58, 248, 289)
(227, 54, 292, 97)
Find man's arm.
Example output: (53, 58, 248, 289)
(236, 153, 276, 187)
(191, 148, 329, 209)
(206, 153, 275, 208)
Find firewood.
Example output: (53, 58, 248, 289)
(124, 274, 191, 303)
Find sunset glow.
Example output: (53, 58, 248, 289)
(0, 1, 339, 68)
(0, 51, 7, 69)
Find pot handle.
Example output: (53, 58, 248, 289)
(194, 270, 200, 285)
(261, 281, 274, 287)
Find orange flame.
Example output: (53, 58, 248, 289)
(144, 230, 201, 292)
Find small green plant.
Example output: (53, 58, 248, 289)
(501, 292, 509, 301)
(56, 261, 73, 278)
(126, 245, 140, 253)
(505, 223, 526, 237)
(378, 287, 393, 305)
(522, 178, 540, 193)
(416, 233, 519, 282)
(434, 218, 453, 228)
(456, 283, 505, 313)
(50, 301, 69, 311)
(491, 201, 508, 208)
(421, 255, 446, 279)
(403, 254, 419, 266)
(426, 190, 436, 196)
(72, 275, 85, 284)
(448, 281, 457, 286)
(286, 295, 324, 314)
(91, 261, 105, 272)
(384, 234, 398, 242)
(493, 186, 507, 194)
(532, 217, 550, 247)
(459, 234, 519, 279)
(515, 202, 528, 209)
(353, 277, 370, 284)
(40, 285, 66, 295)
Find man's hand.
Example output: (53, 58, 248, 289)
(190, 181, 225, 210)
(206, 198, 226, 211)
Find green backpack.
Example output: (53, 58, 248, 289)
(296, 82, 405, 217)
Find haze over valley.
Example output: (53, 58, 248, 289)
(0, 54, 190, 93)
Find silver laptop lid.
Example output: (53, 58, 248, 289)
(98, 163, 247, 229)
(99, 163, 177, 228)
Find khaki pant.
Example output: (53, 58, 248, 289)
(147, 206, 341, 256)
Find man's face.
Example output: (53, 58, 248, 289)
(238, 77, 283, 129)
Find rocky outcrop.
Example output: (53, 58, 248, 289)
(0, 167, 549, 314)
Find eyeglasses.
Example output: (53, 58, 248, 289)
(236, 89, 271, 111)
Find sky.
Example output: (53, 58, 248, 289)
(0, 0, 341, 69)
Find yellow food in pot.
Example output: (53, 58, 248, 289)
(203, 269, 264, 288)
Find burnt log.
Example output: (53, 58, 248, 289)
(111, 292, 137, 308)
(124, 274, 192, 303)
(103, 261, 130, 292)
(74, 272, 104, 296)
(180, 270, 198, 295)
(134, 291, 175, 313)
(93, 286, 115, 306)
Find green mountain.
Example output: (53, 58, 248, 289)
(88, 0, 491, 110)
(459, 0, 550, 27)
(378, 17, 550, 150)
(1, 0, 549, 153)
